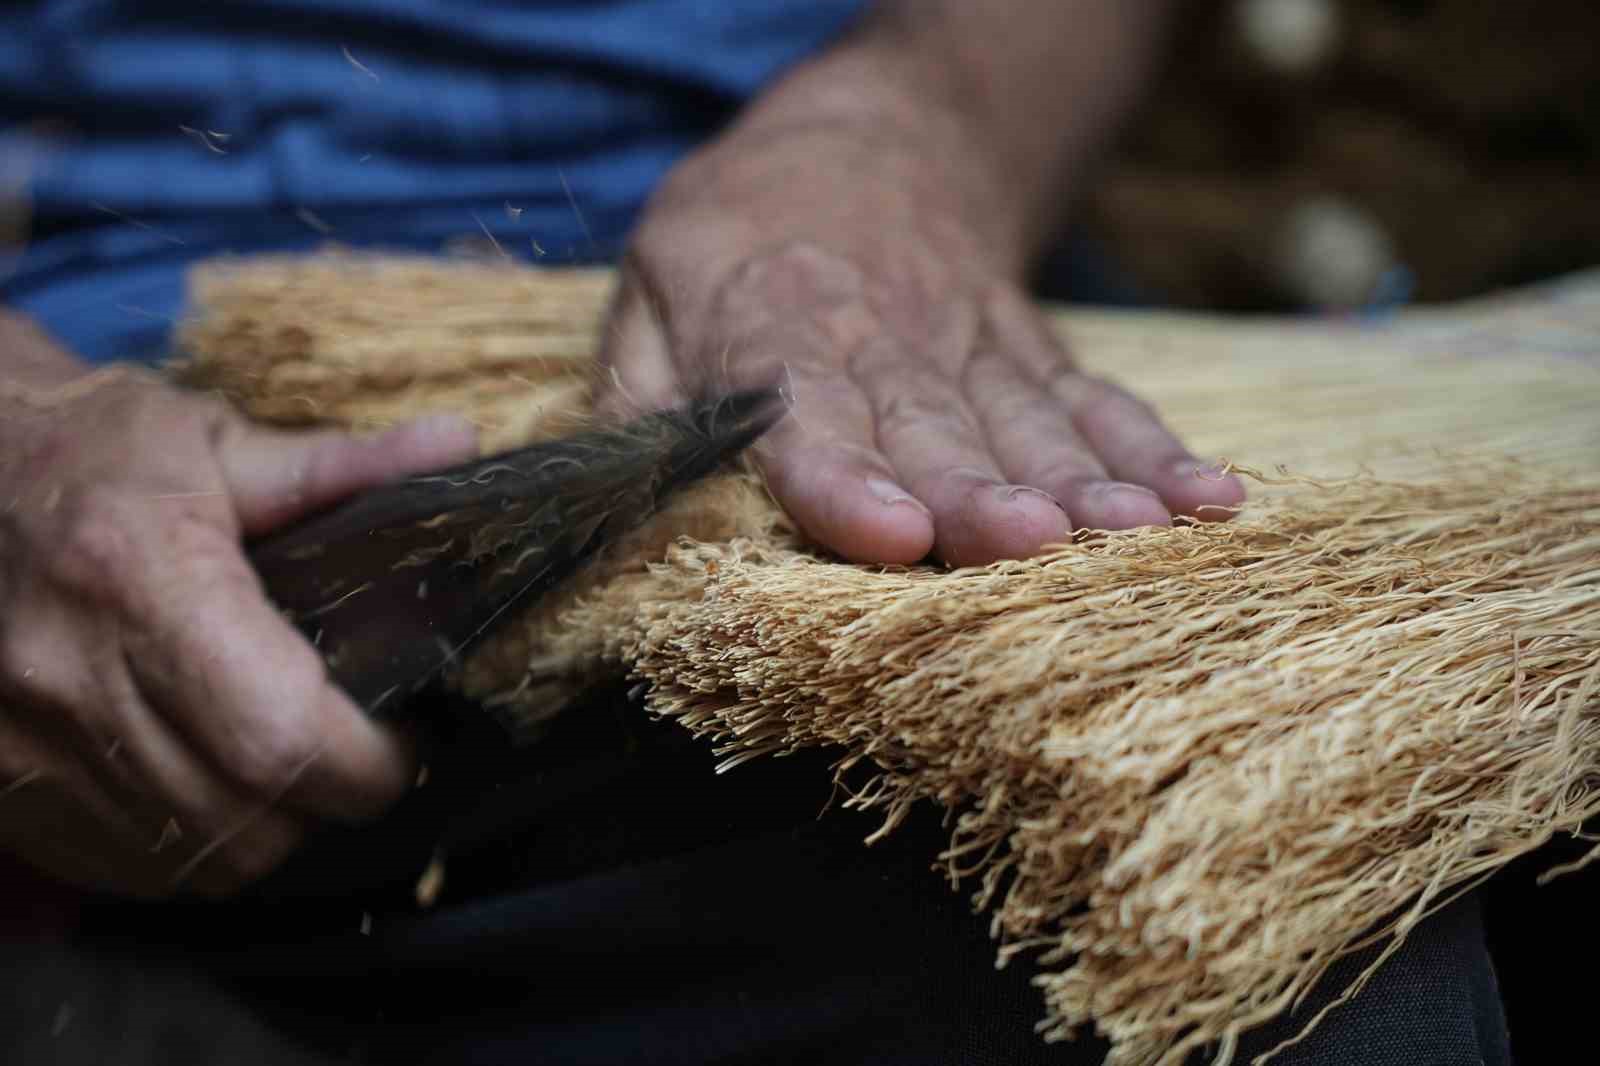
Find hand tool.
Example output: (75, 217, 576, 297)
(247, 388, 783, 717)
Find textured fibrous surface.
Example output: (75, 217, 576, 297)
(174, 253, 1600, 1065)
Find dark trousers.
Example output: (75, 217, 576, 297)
(3, 687, 1512, 1066)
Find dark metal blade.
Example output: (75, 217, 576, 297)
(247, 388, 784, 716)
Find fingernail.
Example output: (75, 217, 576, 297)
(866, 477, 931, 516)
(1171, 459, 1225, 481)
(1094, 481, 1162, 504)
(996, 484, 1066, 512)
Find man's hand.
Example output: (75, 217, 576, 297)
(602, 0, 1243, 566)
(0, 312, 477, 896)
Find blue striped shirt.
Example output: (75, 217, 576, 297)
(0, 1, 865, 361)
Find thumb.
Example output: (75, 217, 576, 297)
(593, 265, 690, 422)
(215, 412, 480, 536)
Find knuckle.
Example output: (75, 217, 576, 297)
(980, 395, 1038, 433)
(221, 701, 323, 797)
(971, 379, 1054, 431)
(172, 519, 253, 585)
(1024, 435, 1113, 476)
(1030, 451, 1108, 489)
(843, 337, 902, 383)
(982, 282, 1071, 355)
(52, 487, 139, 589)
(873, 387, 980, 445)
(1063, 374, 1157, 425)
(957, 342, 1010, 385)
(1105, 386, 1159, 423)
(718, 244, 867, 322)
(128, 384, 228, 441)
(152, 534, 259, 635)
(1041, 363, 1094, 410)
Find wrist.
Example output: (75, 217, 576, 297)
(732, 34, 1038, 273)
(735, 2, 1176, 270)
(0, 310, 159, 456)
(1, 309, 94, 392)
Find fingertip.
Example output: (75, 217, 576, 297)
(1211, 472, 1249, 514)
(1161, 460, 1248, 520)
(848, 494, 937, 565)
(311, 685, 417, 823)
(237, 665, 416, 826)
(595, 281, 683, 420)
(223, 414, 481, 535)
(941, 483, 1072, 567)
(1069, 481, 1173, 532)
(763, 445, 935, 565)
(822, 477, 937, 565)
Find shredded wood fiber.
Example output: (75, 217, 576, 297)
(174, 252, 1600, 1066)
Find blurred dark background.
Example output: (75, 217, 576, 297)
(1079, 0, 1600, 312)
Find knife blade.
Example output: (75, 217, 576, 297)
(247, 388, 783, 718)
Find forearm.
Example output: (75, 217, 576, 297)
(735, 0, 1176, 272)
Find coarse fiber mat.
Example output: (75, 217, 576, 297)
(175, 253, 1600, 1066)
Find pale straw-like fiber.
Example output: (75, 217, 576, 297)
(174, 253, 1600, 1065)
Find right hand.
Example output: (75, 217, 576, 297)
(602, 91, 1244, 567)
(0, 313, 478, 897)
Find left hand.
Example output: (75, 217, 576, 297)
(0, 328, 479, 897)
(599, 113, 1244, 567)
